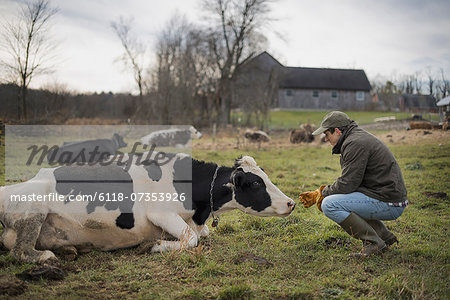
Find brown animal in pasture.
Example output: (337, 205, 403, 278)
(443, 117, 449, 131)
(409, 121, 432, 130)
(289, 123, 316, 144)
(300, 123, 315, 133)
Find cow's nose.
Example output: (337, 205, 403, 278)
(287, 200, 296, 210)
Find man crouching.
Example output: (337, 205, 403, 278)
(300, 111, 407, 257)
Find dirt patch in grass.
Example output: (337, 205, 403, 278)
(375, 128, 450, 146)
(423, 191, 447, 199)
(0, 274, 27, 296)
(16, 265, 67, 281)
(321, 237, 351, 250)
(235, 252, 273, 266)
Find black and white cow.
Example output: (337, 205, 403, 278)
(140, 126, 202, 148)
(46, 133, 128, 164)
(244, 130, 271, 143)
(0, 154, 295, 264)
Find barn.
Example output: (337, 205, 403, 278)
(234, 52, 372, 111)
(278, 67, 372, 110)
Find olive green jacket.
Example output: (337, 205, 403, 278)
(322, 122, 407, 203)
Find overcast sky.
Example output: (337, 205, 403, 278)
(1, 0, 449, 94)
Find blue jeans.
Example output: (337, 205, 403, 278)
(321, 192, 405, 224)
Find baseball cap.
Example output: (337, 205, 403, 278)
(312, 111, 352, 136)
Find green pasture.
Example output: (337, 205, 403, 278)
(0, 132, 449, 299)
(232, 110, 439, 129)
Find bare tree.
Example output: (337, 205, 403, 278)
(234, 55, 280, 129)
(413, 71, 422, 94)
(425, 67, 435, 97)
(405, 75, 415, 94)
(149, 14, 217, 125)
(0, 0, 58, 120)
(438, 68, 450, 99)
(111, 16, 146, 115)
(202, 0, 274, 126)
(40, 78, 71, 119)
(377, 80, 401, 111)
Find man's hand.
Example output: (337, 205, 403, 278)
(315, 185, 326, 212)
(299, 185, 326, 211)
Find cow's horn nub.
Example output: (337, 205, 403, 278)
(236, 156, 257, 167)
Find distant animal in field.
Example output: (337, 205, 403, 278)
(244, 130, 271, 149)
(140, 126, 202, 148)
(289, 123, 316, 144)
(244, 130, 271, 143)
(46, 133, 127, 164)
(408, 121, 432, 130)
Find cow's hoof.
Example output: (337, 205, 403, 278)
(151, 243, 163, 253)
(54, 246, 78, 261)
(136, 241, 156, 255)
(199, 225, 210, 237)
(12, 249, 57, 265)
(38, 250, 59, 265)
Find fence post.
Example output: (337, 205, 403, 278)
(212, 123, 216, 144)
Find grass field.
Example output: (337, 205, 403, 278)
(232, 110, 440, 130)
(0, 122, 449, 299)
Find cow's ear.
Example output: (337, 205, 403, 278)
(232, 169, 245, 188)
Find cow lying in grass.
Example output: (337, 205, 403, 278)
(0, 154, 295, 264)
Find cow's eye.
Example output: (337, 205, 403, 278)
(252, 181, 261, 187)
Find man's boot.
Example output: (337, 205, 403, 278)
(339, 212, 386, 257)
(366, 220, 398, 247)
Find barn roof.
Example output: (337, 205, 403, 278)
(279, 67, 372, 91)
(436, 96, 450, 106)
(249, 51, 284, 68)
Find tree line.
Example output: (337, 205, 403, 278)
(0, 83, 138, 122)
(372, 69, 449, 111)
(0, 0, 276, 126)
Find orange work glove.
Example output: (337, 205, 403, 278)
(315, 185, 326, 212)
(299, 185, 326, 211)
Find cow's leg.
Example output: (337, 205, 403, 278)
(0, 228, 15, 251)
(198, 224, 209, 237)
(147, 213, 198, 252)
(186, 219, 209, 238)
(11, 213, 57, 264)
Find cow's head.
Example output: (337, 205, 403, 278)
(113, 133, 128, 148)
(230, 156, 295, 217)
(189, 126, 202, 139)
